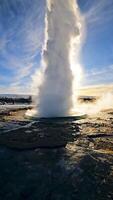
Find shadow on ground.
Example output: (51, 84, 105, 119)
(0, 112, 113, 199)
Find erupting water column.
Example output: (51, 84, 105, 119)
(29, 0, 83, 118)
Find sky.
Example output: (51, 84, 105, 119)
(0, 0, 113, 94)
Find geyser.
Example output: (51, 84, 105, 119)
(28, 0, 83, 118)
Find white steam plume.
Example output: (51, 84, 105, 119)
(27, 0, 83, 117)
(76, 93, 113, 115)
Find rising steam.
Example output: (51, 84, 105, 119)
(27, 0, 83, 117)
(76, 92, 113, 115)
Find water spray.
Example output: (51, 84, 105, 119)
(27, 0, 83, 118)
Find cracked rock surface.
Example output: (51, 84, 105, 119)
(0, 109, 113, 199)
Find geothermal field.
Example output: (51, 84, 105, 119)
(0, 97, 113, 199)
(0, 0, 113, 199)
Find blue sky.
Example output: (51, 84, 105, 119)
(0, 0, 113, 94)
(78, 0, 113, 86)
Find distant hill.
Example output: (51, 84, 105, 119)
(0, 94, 32, 105)
(0, 94, 30, 99)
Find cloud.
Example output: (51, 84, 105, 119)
(0, 0, 45, 94)
(78, 83, 113, 97)
(0, 74, 8, 82)
(83, 64, 113, 86)
(0, 84, 31, 95)
(84, 0, 113, 33)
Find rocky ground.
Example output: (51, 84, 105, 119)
(0, 108, 113, 199)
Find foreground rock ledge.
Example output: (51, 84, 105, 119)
(0, 125, 69, 150)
